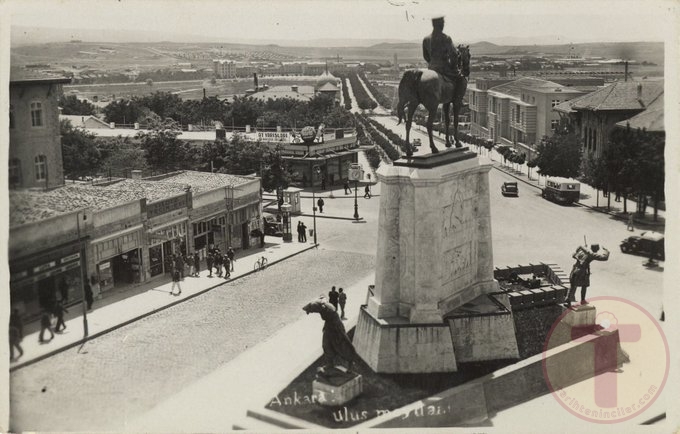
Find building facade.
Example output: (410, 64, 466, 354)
(9, 171, 262, 320)
(213, 59, 236, 78)
(468, 77, 587, 157)
(554, 79, 664, 158)
(9, 69, 71, 189)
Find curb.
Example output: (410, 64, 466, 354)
(491, 163, 664, 229)
(9, 244, 318, 372)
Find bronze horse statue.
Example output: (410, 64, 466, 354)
(396, 45, 470, 156)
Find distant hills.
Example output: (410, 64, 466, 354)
(10, 25, 664, 67)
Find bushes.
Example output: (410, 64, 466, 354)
(347, 72, 377, 110)
(365, 146, 382, 169)
(340, 76, 352, 110)
(353, 114, 401, 161)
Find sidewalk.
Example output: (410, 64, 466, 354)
(9, 237, 317, 371)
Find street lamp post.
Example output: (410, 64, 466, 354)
(312, 165, 320, 245)
(354, 180, 360, 220)
(76, 211, 89, 339)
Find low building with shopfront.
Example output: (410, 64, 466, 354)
(9, 171, 262, 316)
(145, 171, 262, 258)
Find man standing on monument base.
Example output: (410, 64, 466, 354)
(422, 16, 459, 82)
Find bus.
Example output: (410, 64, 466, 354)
(542, 177, 580, 205)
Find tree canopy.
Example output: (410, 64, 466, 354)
(58, 94, 97, 116)
(60, 119, 101, 179)
(533, 122, 582, 178)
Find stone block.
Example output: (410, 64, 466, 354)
(563, 304, 596, 327)
(313, 373, 363, 406)
(354, 308, 458, 373)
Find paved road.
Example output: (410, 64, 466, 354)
(10, 150, 664, 431)
(9, 251, 376, 432)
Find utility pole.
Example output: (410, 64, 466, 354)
(76, 211, 89, 339)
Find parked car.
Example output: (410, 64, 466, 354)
(501, 181, 519, 197)
(620, 231, 664, 260)
(262, 214, 283, 237)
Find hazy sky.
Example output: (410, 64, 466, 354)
(6, 0, 678, 44)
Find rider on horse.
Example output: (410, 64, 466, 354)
(422, 16, 459, 82)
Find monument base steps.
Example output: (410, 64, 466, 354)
(353, 307, 458, 373)
(313, 372, 363, 406)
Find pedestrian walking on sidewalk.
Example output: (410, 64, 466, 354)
(344, 180, 351, 195)
(364, 184, 371, 199)
(223, 256, 231, 279)
(328, 286, 339, 311)
(58, 278, 69, 304)
(170, 267, 182, 296)
(53, 301, 68, 333)
(338, 288, 347, 319)
(39, 310, 54, 343)
(317, 198, 325, 213)
(188, 253, 195, 277)
(193, 252, 201, 276)
(9, 309, 24, 360)
(84, 281, 94, 311)
(214, 249, 224, 277)
(227, 247, 235, 272)
(206, 252, 214, 277)
(627, 213, 635, 231)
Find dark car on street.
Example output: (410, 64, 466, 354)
(501, 182, 519, 197)
(262, 214, 283, 237)
(620, 231, 664, 260)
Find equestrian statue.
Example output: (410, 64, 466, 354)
(397, 15, 470, 156)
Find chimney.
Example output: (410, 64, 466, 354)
(253, 73, 258, 89)
(131, 170, 143, 180)
(624, 61, 629, 82)
(203, 88, 206, 99)
(637, 82, 642, 100)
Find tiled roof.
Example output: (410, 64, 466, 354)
(150, 170, 253, 194)
(616, 94, 664, 132)
(60, 115, 110, 128)
(570, 80, 664, 111)
(92, 179, 189, 202)
(489, 77, 576, 98)
(250, 91, 312, 101)
(10, 184, 144, 227)
(10, 67, 71, 85)
(317, 82, 339, 92)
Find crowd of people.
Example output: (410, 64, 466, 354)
(167, 246, 237, 296)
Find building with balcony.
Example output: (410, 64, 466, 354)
(467, 77, 588, 158)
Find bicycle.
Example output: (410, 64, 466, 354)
(253, 256, 268, 272)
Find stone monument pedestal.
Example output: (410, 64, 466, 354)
(312, 368, 363, 406)
(354, 148, 518, 373)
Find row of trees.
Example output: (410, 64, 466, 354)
(61, 117, 294, 192)
(338, 72, 378, 110)
(58, 94, 98, 116)
(359, 72, 392, 109)
(101, 91, 354, 131)
(458, 119, 664, 218)
(340, 76, 352, 110)
(581, 126, 664, 218)
(353, 114, 401, 161)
